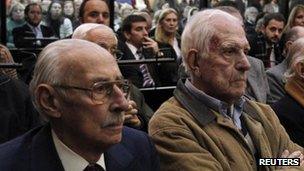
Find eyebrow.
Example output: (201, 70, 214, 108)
(91, 76, 124, 83)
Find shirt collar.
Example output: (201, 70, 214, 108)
(52, 130, 106, 171)
(125, 42, 138, 56)
(26, 22, 41, 30)
(184, 79, 245, 117)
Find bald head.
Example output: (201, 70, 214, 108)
(30, 39, 118, 115)
(73, 23, 117, 56)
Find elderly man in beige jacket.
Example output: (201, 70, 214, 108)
(149, 9, 304, 171)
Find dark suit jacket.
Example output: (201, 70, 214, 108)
(118, 41, 178, 88)
(0, 124, 160, 171)
(271, 94, 304, 147)
(12, 23, 54, 48)
(0, 74, 40, 143)
(247, 33, 283, 68)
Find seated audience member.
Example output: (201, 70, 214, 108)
(212, 6, 270, 103)
(283, 5, 304, 33)
(72, 23, 154, 132)
(118, 15, 160, 88)
(6, 2, 26, 48)
(0, 73, 40, 143)
(12, 3, 55, 48)
(267, 26, 304, 104)
(63, 0, 78, 29)
(248, 13, 285, 68)
(0, 39, 160, 171)
(149, 9, 304, 170)
(119, 15, 177, 88)
(271, 37, 304, 147)
(45, 1, 73, 39)
(78, 0, 110, 26)
(244, 6, 259, 38)
(0, 44, 18, 79)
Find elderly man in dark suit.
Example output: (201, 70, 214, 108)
(12, 3, 54, 48)
(72, 23, 154, 132)
(0, 39, 160, 171)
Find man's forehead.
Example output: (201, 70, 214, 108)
(131, 21, 147, 28)
(85, 0, 109, 11)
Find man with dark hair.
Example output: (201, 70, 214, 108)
(248, 13, 286, 68)
(118, 15, 162, 88)
(78, 0, 110, 25)
(12, 3, 54, 48)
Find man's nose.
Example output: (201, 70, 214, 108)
(109, 85, 129, 112)
(97, 15, 105, 24)
(236, 53, 251, 71)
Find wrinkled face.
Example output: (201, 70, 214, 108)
(12, 5, 24, 21)
(160, 12, 178, 34)
(293, 10, 304, 27)
(50, 2, 62, 19)
(194, 20, 251, 104)
(263, 19, 284, 44)
(124, 21, 148, 48)
(86, 28, 117, 56)
(82, 0, 110, 26)
(56, 50, 129, 149)
(27, 5, 42, 26)
(64, 1, 74, 16)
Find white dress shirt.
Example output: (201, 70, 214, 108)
(52, 130, 106, 171)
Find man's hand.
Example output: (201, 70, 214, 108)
(124, 100, 141, 127)
(276, 150, 304, 169)
(142, 36, 159, 55)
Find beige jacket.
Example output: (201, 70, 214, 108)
(149, 80, 304, 171)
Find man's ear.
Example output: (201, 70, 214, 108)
(186, 49, 201, 77)
(261, 25, 266, 34)
(36, 84, 62, 118)
(124, 31, 130, 40)
(285, 41, 293, 52)
(295, 62, 304, 79)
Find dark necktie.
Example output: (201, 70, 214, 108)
(83, 163, 105, 171)
(137, 50, 155, 87)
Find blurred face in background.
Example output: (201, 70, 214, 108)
(82, 0, 110, 26)
(64, 1, 74, 16)
(27, 4, 42, 26)
(12, 4, 25, 21)
(41, 0, 51, 14)
(50, 2, 62, 19)
(160, 12, 178, 35)
(293, 9, 304, 27)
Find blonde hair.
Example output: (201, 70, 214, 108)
(283, 5, 304, 33)
(155, 8, 178, 45)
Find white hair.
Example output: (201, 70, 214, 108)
(285, 37, 304, 80)
(181, 9, 241, 72)
(72, 23, 117, 43)
(29, 39, 108, 117)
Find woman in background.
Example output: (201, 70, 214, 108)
(45, 1, 73, 38)
(154, 8, 181, 60)
(6, 2, 25, 48)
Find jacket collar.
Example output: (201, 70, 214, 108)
(30, 124, 65, 171)
(105, 128, 135, 170)
(174, 79, 216, 126)
(174, 79, 261, 126)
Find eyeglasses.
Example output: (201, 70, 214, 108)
(52, 79, 130, 104)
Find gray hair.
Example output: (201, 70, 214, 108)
(285, 37, 304, 80)
(29, 39, 105, 118)
(181, 9, 241, 72)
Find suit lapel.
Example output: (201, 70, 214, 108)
(31, 124, 64, 171)
(247, 69, 261, 101)
(105, 143, 135, 170)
